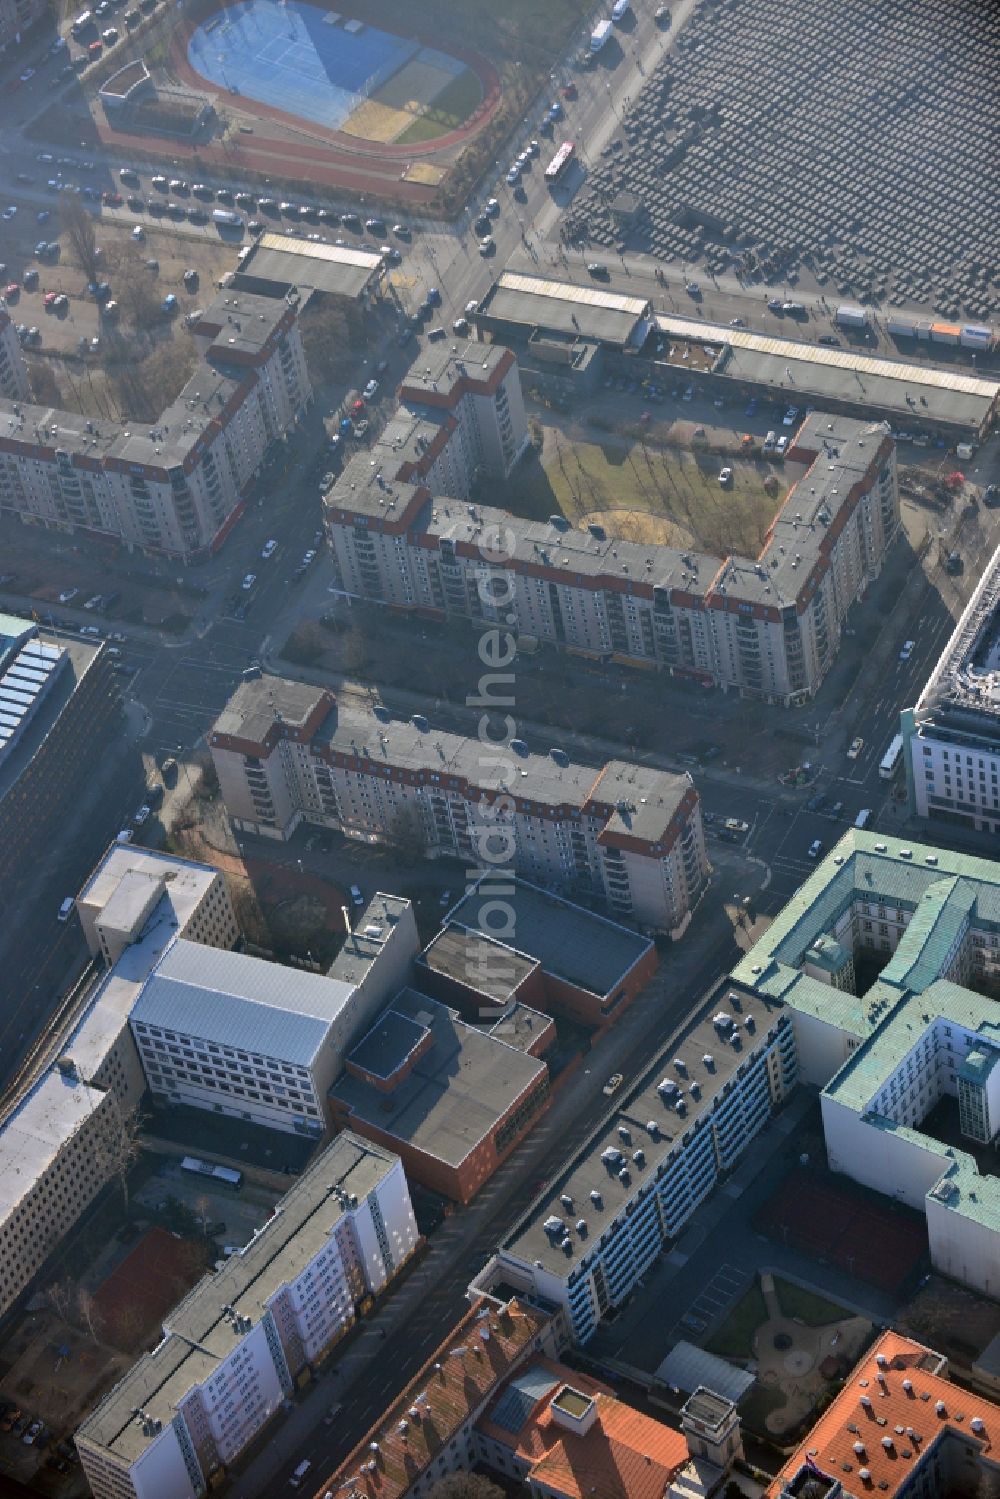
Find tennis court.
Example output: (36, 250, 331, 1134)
(187, 0, 473, 137)
(754, 1167, 928, 1294)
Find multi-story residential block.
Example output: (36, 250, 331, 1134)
(128, 892, 418, 1136)
(0, 1065, 125, 1319)
(0, 308, 32, 400)
(209, 674, 709, 934)
(76, 1133, 417, 1499)
(732, 829, 1000, 1300)
(324, 403, 898, 705)
(0, 612, 119, 901)
(320, 1297, 557, 1499)
(0, 289, 311, 559)
(329, 987, 553, 1203)
(769, 1329, 1000, 1499)
(472, 985, 797, 1344)
(905, 538, 1000, 834)
(475, 1362, 741, 1499)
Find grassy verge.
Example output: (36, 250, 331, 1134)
(774, 1278, 851, 1327)
(395, 68, 484, 145)
(704, 1280, 768, 1359)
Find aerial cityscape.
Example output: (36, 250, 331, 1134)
(0, 0, 997, 1496)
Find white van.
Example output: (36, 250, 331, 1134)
(612, 0, 630, 17)
(854, 808, 872, 829)
(289, 1460, 313, 1489)
(58, 897, 75, 922)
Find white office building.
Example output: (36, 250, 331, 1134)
(473, 987, 797, 1344)
(906, 539, 1000, 834)
(76, 1133, 417, 1499)
(732, 829, 1000, 1300)
(129, 892, 418, 1135)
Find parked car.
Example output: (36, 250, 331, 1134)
(899, 640, 914, 662)
(261, 538, 277, 559)
(847, 736, 864, 760)
(602, 1072, 624, 1097)
(808, 839, 823, 859)
(241, 573, 256, 590)
(350, 884, 364, 906)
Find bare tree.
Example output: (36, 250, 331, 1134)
(428, 1477, 504, 1499)
(26, 360, 62, 407)
(388, 805, 427, 863)
(60, 194, 100, 280)
(89, 1097, 144, 1213)
(115, 257, 162, 332)
(46, 1276, 76, 1326)
(77, 1287, 105, 1345)
(299, 298, 363, 386)
(193, 1194, 213, 1234)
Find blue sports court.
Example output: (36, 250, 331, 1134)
(187, 0, 463, 133)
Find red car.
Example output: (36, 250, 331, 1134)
(561, 82, 577, 99)
(4, 283, 19, 300)
(102, 191, 123, 206)
(351, 397, 365, 414)
(44, 291, 58, 308)
(88, 38, 102, 55)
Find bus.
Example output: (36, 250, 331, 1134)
(879, 733, 904, 780)
(181, 1156, 243, 1191)
(544, 141, 575, 185)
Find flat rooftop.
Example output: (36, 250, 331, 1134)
(914, 537, 1000, 740)
(656, 313, 1000, 433)
(398, 339, 509, 404)
(331, 989, 547, 1168)
(0, 1070, 108, 1222)
(130, 938, 356, 1066)
(501, 984, 784, 1276)
(479, 272, 652, 348)
(211, 674, 330, 748)
(446, 879, 653, 998)
(78, 845, 219, 929)
(327, 891, 412, 984)
(78, 1133, 398, 1467)
(238, 232, 383, 299)
(0, 623, 105, 804)
(420, 926, 538, 1005)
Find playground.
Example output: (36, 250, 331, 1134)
(707, 1272, 873, 1440)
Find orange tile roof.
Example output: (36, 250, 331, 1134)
(481, 1358, 689, 1499)
(314, 1299, 550, 1499)
(767, 1329, 1000, 1499)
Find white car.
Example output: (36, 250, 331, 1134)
(775, 435, 789, 456)
(58, 587, 79, 603)
(131, 224, 145, 240)
(350, 884, 364, 906)
(899, 640, 914, 662)
(439, 889, 452, 907)
(261, 538, 277, 559)
(718, 467, 733, 486)
(2, 207, 17, 221)
(362, 378, 379, 400)
(133, 804, 151, 826)
(762, 430, 777, 453)
(808, 838, 823, 859)
(241, 573, 256, 590)
(301, 549, 317, 566)
(782, 406, 799, 426)
(847, 736, 864, 760)
(19, 68, 35, 83)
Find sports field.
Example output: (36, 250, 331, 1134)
(187, 0, 480, 142)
